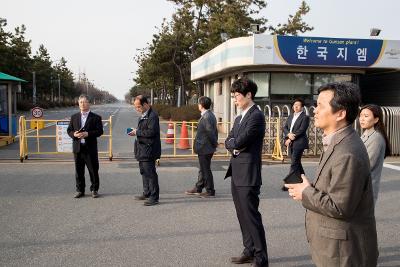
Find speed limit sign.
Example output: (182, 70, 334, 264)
(32, 107, 44, 118)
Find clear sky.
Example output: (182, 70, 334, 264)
(2, 0, 398, 99)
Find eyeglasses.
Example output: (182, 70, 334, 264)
(233, 93, 243, 99)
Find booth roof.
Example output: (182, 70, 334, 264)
(0, 72, 27, 82)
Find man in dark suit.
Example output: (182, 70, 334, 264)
(128, 95, 161, 206)
(282, 98, 310, 189)
(285, 82, 378, 266)
(225, 78, 268, 267)
(67, 95, 103, 198)
(185, 96, 218, 197)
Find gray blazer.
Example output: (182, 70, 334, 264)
(193, 110, 218, 155)
(361, 129, 386, 204)
(302, 126, 378, 267)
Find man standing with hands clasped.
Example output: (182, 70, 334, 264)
(67, 94, 103, 199)
(225, 78, 269, 267)
(285, 82, 378, 266)
(282, 98, 309, 190)
(128, 95, 161, 206)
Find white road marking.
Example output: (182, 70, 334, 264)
(383, 163, 400, 171)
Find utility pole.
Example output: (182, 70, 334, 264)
(57, 74, 61, 103)
(32, 71, 36, 105)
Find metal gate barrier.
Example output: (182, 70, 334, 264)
(158, 120, 283, 159)
(18, 116, 113, 162)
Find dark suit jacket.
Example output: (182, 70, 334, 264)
(302, 126, 378, 266)
(67, 111, 103, 154)
(224, 105, 266, 186)
(134, 107, 161, 161)
(283, 111, 310, 150)
(194, 110, 218, 155)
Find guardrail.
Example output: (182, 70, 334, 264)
(19, 116, 113, 162)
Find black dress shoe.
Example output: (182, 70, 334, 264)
(74, 192, 84, 198)
(198, 192, 215, 198)
(92, 191, 99, 198)
(250, 263, 268, 267)
(143, 200, 159, 206)
(231, 255, 254, 264)
(134, 195, 148, 200)
(185, 188, 201, 195)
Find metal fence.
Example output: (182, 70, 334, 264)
(16, 105, 399, 161)
(263, 104, 400, 157)
(159, 120, 283, 159)
(382, 107, 400, 156)
(19, 116, 113, 162)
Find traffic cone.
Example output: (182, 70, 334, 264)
(178, 121, 190, 149)
(165, 120, 174, 144)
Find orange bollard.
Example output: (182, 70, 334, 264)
(178, 121, 190, 149)
(165, 120, 174, 144)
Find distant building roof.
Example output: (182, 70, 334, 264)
(0, 72, 27, 82)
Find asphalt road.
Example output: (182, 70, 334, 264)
(0, 159, 399, 267)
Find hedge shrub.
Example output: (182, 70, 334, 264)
(152, 104, 200, 121)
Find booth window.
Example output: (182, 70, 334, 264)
(271, 73, 311, 95)
(0, 85, 7, 116)
(246, 72, 269, 97)
(208, 80, 215, 103)
(312, 74, 352, 94)
(217, 78, 223, 95)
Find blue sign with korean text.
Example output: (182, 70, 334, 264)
(275, 36, 385, 67)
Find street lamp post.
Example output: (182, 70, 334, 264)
(86, 79, 94, 98)
(57, 74, 61, 103)
(32, 71, 36, 105)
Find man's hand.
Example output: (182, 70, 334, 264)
(284, 174, 311, 201)
(74, 131, 88, 139)
(284, 139, 291, 147)
(288, 132, 296, 141)
(128, 128, 137, 136)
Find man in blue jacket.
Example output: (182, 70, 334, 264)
(128, 95, 161, 206)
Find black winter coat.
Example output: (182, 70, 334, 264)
(134, 108, 161, 161)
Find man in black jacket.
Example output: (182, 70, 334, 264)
(225, 78, 268, 267)
(185, 96, 218, 197)
(67, 95, 103, 198)
(282, 98, 310, 189)
(128, 95, 161, 206)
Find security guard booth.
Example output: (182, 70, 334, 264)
(0, 72, 26, 146)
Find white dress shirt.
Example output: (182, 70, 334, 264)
(80, 110, 90, 143)
(290, 110, 303, 133)
(239, 104, 254, 124)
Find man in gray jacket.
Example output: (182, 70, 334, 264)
(285, 82, 378, 266)
(185, 96, 218, 197)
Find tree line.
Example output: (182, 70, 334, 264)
(0, 18, 117, 110)
(129, 0, 313, 106)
